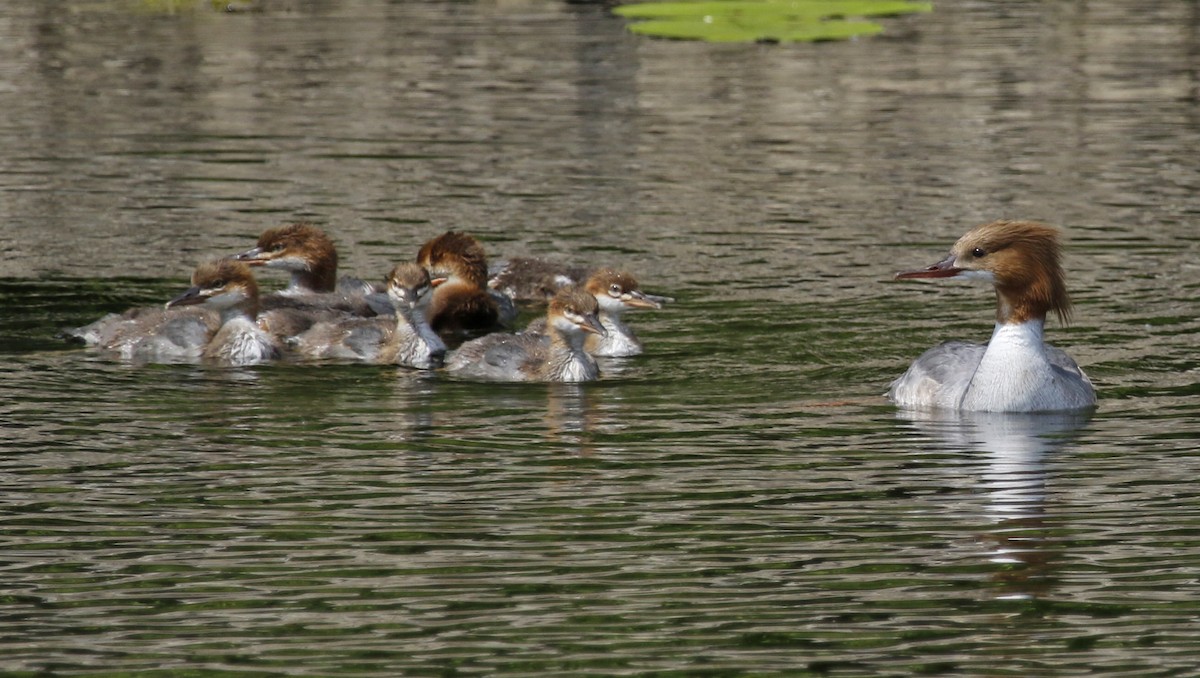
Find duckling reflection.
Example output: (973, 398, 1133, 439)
(898, 408, 1092, 598)
(410, 380, 600, 457)
(377, 372, 439, 445)
(544, 383, 599, 455)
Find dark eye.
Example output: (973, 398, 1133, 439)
(971, 247, 986, 258)
(609, 284, 621, 296)
(272, 243, 286, 252)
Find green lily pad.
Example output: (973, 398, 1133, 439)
(614, 0, 933, 43)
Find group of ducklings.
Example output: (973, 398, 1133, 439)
(68, 223, 668, 382)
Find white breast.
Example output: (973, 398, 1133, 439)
(588, 315, 643, 358)
(891, 321, 1095, 413)
(208, 318, 279, 366)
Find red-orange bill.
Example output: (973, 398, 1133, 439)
(895, 254, 961, 280)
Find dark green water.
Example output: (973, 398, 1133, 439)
(2, 1, 1200, 675)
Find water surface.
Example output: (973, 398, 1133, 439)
(2, 1, 1200, 675)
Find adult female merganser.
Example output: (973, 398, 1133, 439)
(417, 231, 516, 338)
(888, 220, 1096, 412)
(291, 263, 446, 369)
(524, 268, 662, 357)
(166, 259, 281, 366)
(445, 287, 605, 382)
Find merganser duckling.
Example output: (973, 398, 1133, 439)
(490, 256, 677, 308)
(230, 222, 382, 304)
(230, 222, 387, 339)
(291, 263, 446, 369)
(232, 222, 340, 294)
(166, 259, 281, 366)
(580, 268, 663, 357)
(445, 287, 605, 382)
(229, 220, 367, 295)
(524, 268, 662, 357)
(417, 231, 516, 338)
(488, 256, 594, 304)
(888, 220, 1096, 412)
(66, 303, 217, 363)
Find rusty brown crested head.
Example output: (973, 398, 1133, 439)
(416, 231, 490, 289)
(896, 219, 1072, 325)
(232, 222, 339, 293)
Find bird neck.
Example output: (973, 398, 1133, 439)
(285, 258, 337, 294)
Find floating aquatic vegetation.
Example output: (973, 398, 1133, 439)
(613, 0, 933, 43)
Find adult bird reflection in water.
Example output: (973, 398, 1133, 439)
(897, 408, 1092, 599)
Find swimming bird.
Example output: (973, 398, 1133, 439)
(166, 259, 281, 366)
(888, 219, 1096, 412)
(489, 256, 675, 308)
(229, 222, 388, 340)
(291, 263, 446, 369)
(417, 231, 516, 338)
(66, 303, 216, 364)
(231, 222, 341, 295)
(64, 277, 218, 363)
(524, 268, 662, 357)
(445, 287, 605, 382)
(488, 256, 594, 304)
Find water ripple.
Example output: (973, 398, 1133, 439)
(3, 0, 1200, 674)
